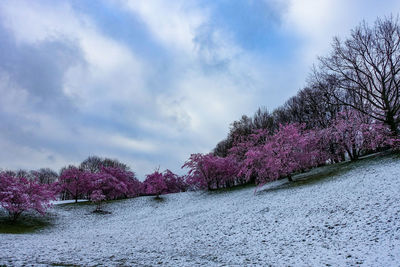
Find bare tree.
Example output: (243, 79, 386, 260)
(318, 16, 400, 135)
(213, 115, 254, 157)
(252, 107, 275, 132)
(213, 139, 231, 157)
(272, 106, 292, 126)
(79, 156, 103, 173)
(230, 115, 254, 137)
(79, 156, 130, 173)
(101, 158, 129, 170)
(302, 76, 344, 128)
(32, 168, 58, 184)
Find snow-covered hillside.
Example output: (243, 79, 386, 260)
(1, 154, 400, 266)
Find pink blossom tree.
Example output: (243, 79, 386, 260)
(182, 153, 240, 190)
(182, 153, 210, 190)
(329, 111, 391, 161)
(240, 124, 326, 185)
(84, 167, 140, 212)
(59, 167, 92, 203)
(99, 166, 142, 197)
(163, 169, 187, 193)
(0, 172, 56, 221)
(228, 129, 269, 163)
(217, 156, 242, 188)
(89, 171, 128, 200)
(314, 127, 346, 163)
(143, 171, 168, 198)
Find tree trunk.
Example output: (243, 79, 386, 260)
(287, 174, 293, 182)
(386, 112, 399, 136)
(351, 145, 359, 161)
(11, 212, 21, 222)
(346, 147, 354, 161)
(207, 181, 212, 191)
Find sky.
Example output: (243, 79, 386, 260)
(0, 0, 399, 179)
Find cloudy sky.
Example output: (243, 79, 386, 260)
(0, 0, 398, 178)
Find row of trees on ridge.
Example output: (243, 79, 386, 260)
(0, 156, 188, 220)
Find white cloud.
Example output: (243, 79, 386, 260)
(281, 0, 400, 67)
(0, 0, 146, 108)
(0, 137, 75, 172)
(120, 0, 206, 53)
(116, 0, 269, 145)
(77, 128, 159, 154)
(0, 72, 31, 113)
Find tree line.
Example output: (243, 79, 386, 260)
(0, 156, 189, 221)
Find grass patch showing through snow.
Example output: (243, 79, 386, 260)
(289, 162, 352, 188)
(47, 263, 78, 267)
(258, 151, 397, 194)
(0, 214, 53, 234)
(207, 182, 255, 195)
(291, 151, 398, 188)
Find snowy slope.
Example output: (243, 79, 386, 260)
(1, 154, 400, 266)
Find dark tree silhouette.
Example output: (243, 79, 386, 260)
(318, 16, 400, 135)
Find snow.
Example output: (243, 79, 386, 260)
(1, 154, 400, 266)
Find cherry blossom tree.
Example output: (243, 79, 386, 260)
(60, 162, 144, 203)
(182, 154, 240, 190)
(143, 171, 168, 198)
(0, 172, 56, 221)
(228, 129, 270, 163)
(240, 124, 326, 185)
(59, 167, 92, 203)
(100, 166, 142, 197)
(163, 169, 187, 193)
(329, 111, 391, 160)
(89, 171, 128, 200)
(182, 154, 210, 190)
